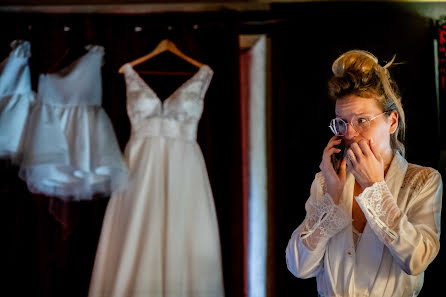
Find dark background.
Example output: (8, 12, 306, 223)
(0, 1, 445, 297)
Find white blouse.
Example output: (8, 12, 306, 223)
(286, 152, 442, 297)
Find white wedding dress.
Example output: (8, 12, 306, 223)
(0, 40, 35, 160)
(18, 45, 128, 200)
(88, 63, 224, 297)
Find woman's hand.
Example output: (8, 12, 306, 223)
(320, 136, 347, 204)
(346, 138, 384, 189)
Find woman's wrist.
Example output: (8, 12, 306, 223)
(359, 179, 384, 190)
(327, 188, 342, 205)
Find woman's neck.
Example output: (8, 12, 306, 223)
(383, 150, 395, 177)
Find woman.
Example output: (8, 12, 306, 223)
(285, 49, 443, 297)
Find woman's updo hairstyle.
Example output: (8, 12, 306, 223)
(328, 49, 406, 157)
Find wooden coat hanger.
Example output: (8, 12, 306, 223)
(118, 39, 204, 74)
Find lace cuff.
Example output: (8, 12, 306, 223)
(356, 181, 402, 244)
(299, 194, 350, 250)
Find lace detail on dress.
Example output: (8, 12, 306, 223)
(357, 181, 402, 243)
(123, 64, 213, 141)
(401, 164, 435, 196)
(300, 193, 350, 251)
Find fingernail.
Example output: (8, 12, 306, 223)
(370, 137, 374, 144)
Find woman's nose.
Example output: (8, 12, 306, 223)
(344, 123, 358, 139)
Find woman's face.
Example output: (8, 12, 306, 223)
(335, 95, 398, 159)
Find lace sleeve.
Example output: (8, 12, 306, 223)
(299, 193, 351, 250)
(355, 181, 402, 243)
(286, 173, 350, 278)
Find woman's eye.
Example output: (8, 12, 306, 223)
(357, 118, 368, 125)
(334, 119, 343, 125)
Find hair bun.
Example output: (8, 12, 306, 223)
(332, 49, 379, 77)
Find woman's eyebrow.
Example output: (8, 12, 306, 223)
(335, 112, 369, 118)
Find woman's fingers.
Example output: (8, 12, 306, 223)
(349, 142, 363, 159)
(346, 148, 356, 163)
(325, 136, 342, 152)
(358, 139, 372, 157)
(320, 147, 340, 171)
(320, 136, 344, 175)
(368, 138, 382, 161)
(322, 137, 342, 164)
(349, 140, 374, 163)
(345, 139, 385, 188)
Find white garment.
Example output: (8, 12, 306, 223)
(286, 152, 442, 297)
(0, 40, 35, 159)
(19, 45, 128, 200)
(88, 64, 225, 297)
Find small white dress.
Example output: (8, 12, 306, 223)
(0, 40, 35, 160)
(19, 45, 128, 200)
(88, 64, 225, 297)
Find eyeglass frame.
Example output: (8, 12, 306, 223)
(328, 110, 391, 136)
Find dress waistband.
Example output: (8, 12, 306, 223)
(132, 117, 197, 142)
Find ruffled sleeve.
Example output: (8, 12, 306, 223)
(286, 172, 350, 278)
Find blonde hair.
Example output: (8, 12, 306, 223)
(328, 49, 406, 156)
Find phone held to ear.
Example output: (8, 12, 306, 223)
(331, 139, 346, 174)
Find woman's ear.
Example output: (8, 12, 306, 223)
(389, 111, 398, 134)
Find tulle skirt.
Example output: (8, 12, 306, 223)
(18, 100, 128, 200)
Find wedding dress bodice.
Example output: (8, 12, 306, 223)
(122, 64, 213, 141)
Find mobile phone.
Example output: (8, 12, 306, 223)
(331, 139, 346, 173)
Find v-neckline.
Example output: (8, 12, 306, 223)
(125, 63, 207, 106)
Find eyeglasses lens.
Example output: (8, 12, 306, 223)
(334, 119, 347, 135)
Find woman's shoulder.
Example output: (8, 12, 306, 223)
(403, 162, 442, 192)
(405, 163, 440, 180)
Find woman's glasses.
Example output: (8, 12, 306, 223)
(328, 111, 389, 136)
